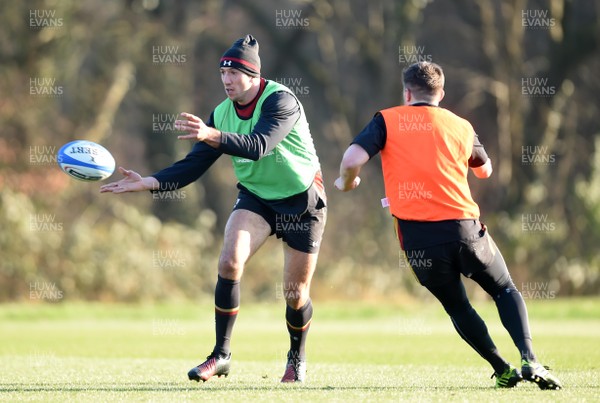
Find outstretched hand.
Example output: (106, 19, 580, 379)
(100, 167, 153, 193)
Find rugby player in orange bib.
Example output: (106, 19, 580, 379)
(334, 61, 562, 390)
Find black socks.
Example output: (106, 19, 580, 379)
(213, 275, 240, 358)
(212, 277, 315, 364)
(285, 298, 313, 361)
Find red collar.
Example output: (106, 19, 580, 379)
(234, 78, 267, 120)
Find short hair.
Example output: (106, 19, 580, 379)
(402, 62, 445, 99)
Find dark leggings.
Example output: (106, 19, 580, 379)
(406, 229, 535, 371)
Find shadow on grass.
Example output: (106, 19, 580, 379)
(0, 382, 494, 393)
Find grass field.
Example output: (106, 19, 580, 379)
(0, 298, 598, 402)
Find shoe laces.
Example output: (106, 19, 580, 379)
(523, 360, 552, 372)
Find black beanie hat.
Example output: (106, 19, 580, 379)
(220, 34, 261, 77)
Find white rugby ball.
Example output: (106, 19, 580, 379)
(57, 140, 115, 181)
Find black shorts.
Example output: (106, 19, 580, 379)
(232, 178, 327, 254)
(401, 222, 513, 290)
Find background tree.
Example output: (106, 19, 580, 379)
(1, 0, 598, 302)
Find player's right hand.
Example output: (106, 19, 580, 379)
(100, 167, 150, 193)
(334, 176, 361, 191)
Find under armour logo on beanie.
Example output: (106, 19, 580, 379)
(220, 34, 261, 77)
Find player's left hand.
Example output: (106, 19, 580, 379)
(175, 112, 210, 141)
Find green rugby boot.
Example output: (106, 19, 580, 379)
(492, 364, 523, 388)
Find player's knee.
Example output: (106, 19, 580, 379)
(495, 271, 515, 291)
(218, 256, 244, 280)
(284, 286, 309, 309)
(286, 297, 306, 310)
(494, 286, 521, 300)
(443, 301, 474, 318)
